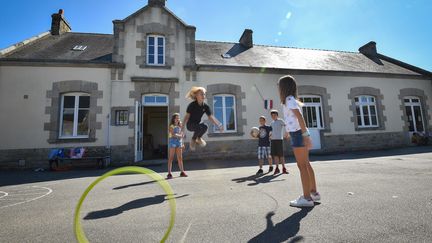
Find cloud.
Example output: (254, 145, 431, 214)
(286, 11, 292, 19)
(278, 32, 283, 36)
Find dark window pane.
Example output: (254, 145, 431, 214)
(157, 55, 164, 64)
(355, 105, 360, 116)
(370, 105, 376, 115)
(318, 106, 323, 128)
(412, 98, 420, 103)
(311, 106, 317, 127)
(157, 37, 164, 46)
(405, 106, 414, 131)
(312, 97, 320, 103)
(148, 37, 154, 45)
(226, 108, 235, 130)
(362, 106, 369, 116)
(63, 96, 75, 108)
(304, 97, 312, 103)
(79, 96, 89, 108)
(144, 96, 155, 103)
(156, 96, 166, 103)
(371, 115, 377, 126)
(158, 46, 164, 55)
(357, 116, 362, 126)
(62, 111, 74, 136)
(148, 55, 154, 64)
(413, 106, 424, 131)
(404, 99, 410, 103)
(77, 110, 89, 135)
(354, 97, 359, 102)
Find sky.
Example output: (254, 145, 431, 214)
(1, 0, 431, 71)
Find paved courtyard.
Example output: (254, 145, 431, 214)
(1, 146, 432, 242)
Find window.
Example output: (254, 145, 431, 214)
(59, 93, 89, 138)
(115, 110, 129, 126)
(404, 96, 424, 132)
(213, 95, 237, 132)
(147, 35, 165, 65)
(72, 45, 87, 51)
(355, 95, 378, 128)
(299, 96, 324, 129)
(142, 94, 168, 106)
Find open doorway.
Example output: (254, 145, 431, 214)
(143, 106, 168, 160)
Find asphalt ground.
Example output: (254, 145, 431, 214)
(1, 146, 432, 242)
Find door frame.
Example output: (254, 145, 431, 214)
(134, 94, 169, 162)
(299, 95, 324, 150)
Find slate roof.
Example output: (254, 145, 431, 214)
(195, 40, 422, 76)
(1, 32, 113, 63)
(0, 32, 429, 77)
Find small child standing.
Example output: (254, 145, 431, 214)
(183, 86, 223, 151)
(256, 116, 273, 175)
(270, 110, 289, 175)
(167, 113, 187, 179)
(278, 75, 320, 207)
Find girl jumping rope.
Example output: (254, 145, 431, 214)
(167, 113, 187, 179)
(278, 75, 320, 207)
(182, 87, 223, 151)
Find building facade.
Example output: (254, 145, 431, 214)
(1, 0, 431, 168)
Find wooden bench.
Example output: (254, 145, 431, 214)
(48, 148, 111, 171)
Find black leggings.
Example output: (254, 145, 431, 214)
(187, 122, 208, 140)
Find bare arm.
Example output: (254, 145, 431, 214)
(208, 115, 223, 131)
(292, 109, 312, 149)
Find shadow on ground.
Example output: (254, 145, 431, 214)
(248, 208, 313, 243)
(84, 194, 188, 220)
(1, 146, 431, 187)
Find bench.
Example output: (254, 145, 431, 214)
(49, 148, 111, 171)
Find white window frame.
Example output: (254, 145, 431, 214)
(213, 94, 237, 133)
(115, 110, 129, 126)
(355, 95, 379, 128)
(299, 95, 324, 129)
(142, 94, 169, 107)
(147, 35, 165, 66)
(59, 92, 90, 139)
(404, 96, 425, 132)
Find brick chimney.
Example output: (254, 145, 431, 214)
(148, 0, 166, 7)
(359, 41, 377, 57)
(51, 9, 71, 35)
(239, 29, 253, 48)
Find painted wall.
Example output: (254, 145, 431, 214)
(0, 66, 111, 149)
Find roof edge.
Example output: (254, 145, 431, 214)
(0, 31, 51, 57)
(116, 5, 195, 29)
(377, 53, 432, 79)
(0, 59, 125, 68)
(196, 64, 428, 80)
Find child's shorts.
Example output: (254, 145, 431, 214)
(257, 146, 271, 159)
(169, 138, 182, 148)
(289, 129, 305, 147)
(271, 140, 284, 157)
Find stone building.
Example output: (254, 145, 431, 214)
(1, 0, 431, 168)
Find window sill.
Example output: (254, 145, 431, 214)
(208, 132, 244, 137)
(139, 64, 172, 69)
(354, 126, 384, 131)
(48, 138, 96, 144)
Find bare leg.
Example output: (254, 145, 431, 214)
(168, 148, 175, 174)
(176, 147, 184, 172)
(306, 162, 317, 193)
(273, 156, 280, 169)
(268, 157, 273, 166)
(258, 159, 264, 169)
(293, 147, 312, 199)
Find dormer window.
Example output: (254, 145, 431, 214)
(72, 45, 87, 51)
(147, 35, 165, 65)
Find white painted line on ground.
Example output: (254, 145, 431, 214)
(0, 186, 52, 209)
(0, 191, 9, 199)
(180, 221, 193, 243)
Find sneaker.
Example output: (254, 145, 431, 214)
(189, 139, 196, 151)
(282, 167, 289, 174)
(195, 137, 207, 147)
(180, 171, 188, 177)
(273, 167, 280, 175)
(290, 196, 314, 207)
(268, 166, 274, 173)
(310, 192, 321, 202)
(256, 169, 264, 175)
(166, 173, 173, 179)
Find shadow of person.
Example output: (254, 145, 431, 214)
(84, 194, 188, 220)
(232, 173, 284, 186)
(248, 208, 313, 243)
(112, 180, 159, 190)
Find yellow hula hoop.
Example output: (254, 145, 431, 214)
(74, 166, 176, 243)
